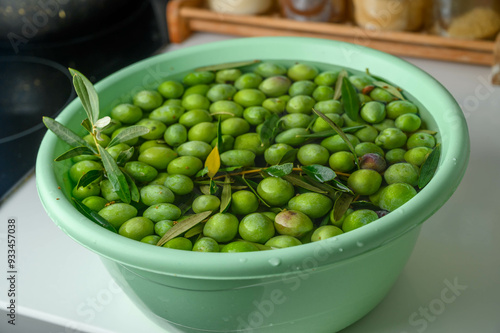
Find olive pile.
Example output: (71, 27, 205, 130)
(69, 61, 438, 252)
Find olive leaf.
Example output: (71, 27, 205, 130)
(54, 146, 95, 161)
(72, 198, 117, 233)
(195, 60, 260, 72)
(97, 144, 131, 203)
(333, 192, 354, 222)
(216, 116, 223, 151)
(341, 76, 361, 122)
(209, 178, 219, 195)
(205, 146, 221, 179)
(350, 200, 380, 211)
(334, 69, 348, 100)
(196, 166, 209, 178)
(107, 125, 150, 148)
(43, 117, 97, 154)
(372, 81, 406, 101)
(295, 126, 366, 138)
(156, 211, 213, 247)
(305, 114, 318, 131)
(265, 163, 293, 177)
(330, 179, 354, 194)
(76, 169, 103, 189)
(302, 164, 336, 183)
(312, 108, 360, 170)
(418, 143, 441, 189)
(121, 169, 140, 202)
(116, 146, 135, 166)
(283, 174, 327, 194)
(319, 214, 331, 227)
(277, 149, 298, 165)
(240, 175, 270, 207)
(259, 113, 280, 147)
(302, 176, 339, 201)
(81, 118, 93, 134)
(69, 68, 99, 125)
(220, 175, 232, 213)
(184, 224, 204, 239)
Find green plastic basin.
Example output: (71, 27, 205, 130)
(36, 37, 469, 333)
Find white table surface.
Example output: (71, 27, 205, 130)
(1, 32, 499, 333)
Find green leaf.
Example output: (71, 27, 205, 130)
(97, 144, 131, 203)
(259, 113, 280, 147)
(265, 163, 293, 177)
(418, 143, 441, 189)
(107, 125, 150, 148)
(209, 178, 218, 195)
(216, 116, 223, 151)
(330, 179, 354, 194)
(196, 166, 209, 178)
(334, 69, 348, 100)
(277, 149, 298, 165)
(121, 169, 140, 202)
(219, 166, 243, 173)
(241, 175, 270, 207)
(350, 200, 380, 211)
(303, 177, 339, 201)
(43, 117, 96, 153)
(156, 211, 213, 247)
(333, 193, 354, 222)
(319, 214, 331, 227)
(199, 185, 211, 196)
(283, 174, 327, 194)
(305, 114, 318, 131)
(116, 146, 135, 166)
(302, 165, 336, 183)
(69, 68, 99, 125)
(295, 127, 366, 139)
(184, 224, 204, 239)
(312, 108, 360, 170)
(341, 76, 361, 122)
(76, 169, 103, 189)
(220, 175, 232, 213)
(195, 60, 260, 72)
(54, 146, 95, 161)
(81, 118, 93, 134)
(72, 198, 117, 233)
(372, 81, 406, 101)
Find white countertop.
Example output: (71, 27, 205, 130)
(1, 32, 499, 333)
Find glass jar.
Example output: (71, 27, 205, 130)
(352, 0, 429, 32)
(434, 0, 500, 39)
(207, 0, 275, 15)
(279, 0, 347, 23)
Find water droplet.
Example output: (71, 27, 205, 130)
(268, 258, 281, 267)
(338, 248, 343, 252)
(222, 317, 230, 322)
(452, 157, 457, 165)
(239, 258, 247, 263)
(356, 241, 364, 247)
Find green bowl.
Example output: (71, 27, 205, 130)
(36, 37, 469, 333)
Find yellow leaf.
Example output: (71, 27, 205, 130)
(205, 146, 220, 179)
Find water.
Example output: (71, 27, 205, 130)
(356, 241, 364, 247)
(239, 258, 248, 263)
(268, 258, 281, 267)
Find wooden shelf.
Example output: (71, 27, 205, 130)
(167, 0, 499, 67)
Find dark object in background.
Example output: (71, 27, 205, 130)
(0, 56, 74, 202)
(0, 0, 170, 203)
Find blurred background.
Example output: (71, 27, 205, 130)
(0, 0, 171, 202)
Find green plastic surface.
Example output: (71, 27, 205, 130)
(36, 37, 470, 332)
